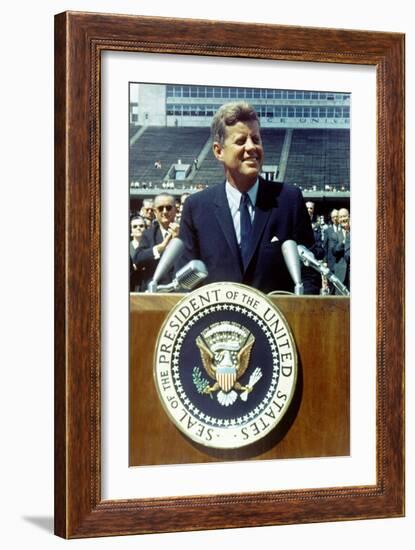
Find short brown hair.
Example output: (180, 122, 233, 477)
(211, 102, 260, 145)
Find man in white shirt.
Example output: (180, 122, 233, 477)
(179, 101, 317, 294)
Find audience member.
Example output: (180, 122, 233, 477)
(140, 198, 155, 228)
(133, 193, 179, 290)
(305, 200, 325, 260)
(323, 208, 340, 272)
(129, 216, 146, 291)
(331, 208, 350, 293)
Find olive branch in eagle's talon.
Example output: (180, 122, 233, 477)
(192, 367, 213, 398)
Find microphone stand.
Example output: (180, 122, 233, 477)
(147, 280, 158, 293)
(146, 237, 184, 293)
(280, 240, 303, 296)
(294, 282, 304, 296)
(298, 249, 350, 296)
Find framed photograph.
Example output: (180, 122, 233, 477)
(54, 11, 404, 538)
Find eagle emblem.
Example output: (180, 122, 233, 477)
(195, 322, 262, 407)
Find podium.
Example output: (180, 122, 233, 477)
(130, 293, 349, 466)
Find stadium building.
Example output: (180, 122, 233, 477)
(129, 83, 350, 217)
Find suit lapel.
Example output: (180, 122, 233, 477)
(154, 225, 163, 245)
(214, 183, 243, 271)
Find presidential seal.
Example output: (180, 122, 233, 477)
(154, 282, 297, 449)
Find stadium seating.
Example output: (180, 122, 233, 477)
(192, 147, 223, 185)
(129, 126, 349, 192)
(130, 127, 209, 184)
(259, 128, 286, 166)
(284, 129, 349, 190)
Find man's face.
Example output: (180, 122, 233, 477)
(331, 210, 339, 225)
(306, 202, 315, 219)
(141, 201, 154, 221)
(154, 196, 176, 229)
(338, 210, 350, 230)
(213, 120, 264, 189)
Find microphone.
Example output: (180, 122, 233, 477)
(147, 237, 185, 292)
(281, 240, 304, 295)
(297, 244, 350, 296)
(297, 245, 324, 271)
(156, 260, 208, 292)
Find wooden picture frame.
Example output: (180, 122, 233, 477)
(54, 11, 405, 538)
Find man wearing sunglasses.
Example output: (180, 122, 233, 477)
(133, 193, 179, 290)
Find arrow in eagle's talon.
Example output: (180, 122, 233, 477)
(240, 368, 263, 401)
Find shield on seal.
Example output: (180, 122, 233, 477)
(216, 365, 237, 393)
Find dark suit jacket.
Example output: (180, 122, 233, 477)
(133, 223, 175, 290)
(129, 241, 146, 292)
(323, 224, 340, 272)
(311, 222, 326, 261)
(179, 179, 317, 294)
(331, 229, 350, 290)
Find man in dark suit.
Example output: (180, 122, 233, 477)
(322, 208, 341, 294)
(331, 208, 350, 293)
(179, 102, 318, 294)
(133, 193, 179, 290)
(305, 200, 326, 260)
(323, 208, 340, 272)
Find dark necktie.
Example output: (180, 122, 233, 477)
(240, 193, 252, 269)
